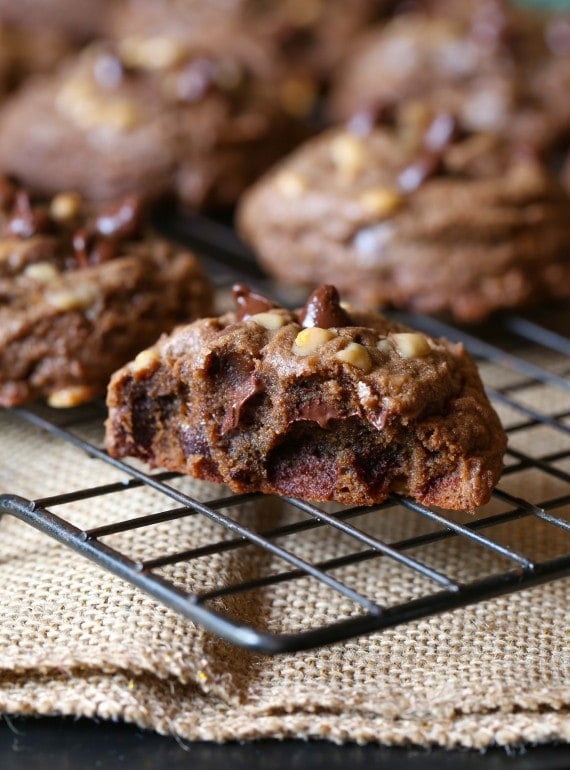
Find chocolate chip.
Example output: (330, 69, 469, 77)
(5, 191, 51, 238)
(423, 113, 457, 154)
(299, 285, 351, 329)
(73, 228, 118, 267)
(175, 58, 215, 103)
(221, 373, 264, 435)
(346, 102, 396, 136)
(396, 113, 457, 193)
(397, 153, 442, 193)
(232, 284, 277, 320)
(94, 195, 143, 240)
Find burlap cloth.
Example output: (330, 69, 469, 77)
(0, 359, 568, 749)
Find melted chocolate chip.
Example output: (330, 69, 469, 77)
(232, 284, 277, 320)
(5, 191, 51, 238)
(221, 374, 265, 435)
(94, 195, 143, 240)
(73, 228, 118, 267)
(299, 285, 351, 329)
(296, 399, 344, 429)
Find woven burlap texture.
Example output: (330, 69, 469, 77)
(0, 401, 568, 749)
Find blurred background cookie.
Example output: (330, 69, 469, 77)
(108, 0, 393, 89)
(0, 35, 305, 209)
(330, 1, 570, 157)
(238, 115, 570, 322)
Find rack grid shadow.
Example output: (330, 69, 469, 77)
(1, 213, 569, 654)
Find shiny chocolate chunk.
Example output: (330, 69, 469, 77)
(397, 153, 442, 193)
(299, 285, 351, 328)
(94, 195, 142, 240)
(423, 113, 457, 154)
(221, 373, 264, 435)
(346, 102, 396, 136)
(176, 59, 215, 103)
(73, 228, 118, 267)
(5, 191, 51, 238)
(296, 399, 345, 429)
(397, 114, 457, 193)
(232, 284, 277, 320)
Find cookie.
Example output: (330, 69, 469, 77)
(105, 284, 507, 511)
(330, 4, 569, 156)
(237, 119, 570, 322)
(108, 0, 388, 91)
(0, 180, 213, 408)
(0, 39, 300, 208)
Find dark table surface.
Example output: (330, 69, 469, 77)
(1, 718, 569, 770)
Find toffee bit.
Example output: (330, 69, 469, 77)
(299, 285, 352, 328)
(94, 195, 143, 239)
(232, 283, 277, 320)
(5, 191, 51, 238)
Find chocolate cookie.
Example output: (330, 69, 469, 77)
(105, 284, 507, 511)
(0, 180, 212, 408)
(108, 0, 388, 91)
(0, 38, 300, 208)
(330, 4, 569, 156)
(237, 119, 570, 322)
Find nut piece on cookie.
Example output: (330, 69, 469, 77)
(0, 178, 212, 408)
(106, 284, 507, 511)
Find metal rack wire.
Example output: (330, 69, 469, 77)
(1, 212, 569, 653)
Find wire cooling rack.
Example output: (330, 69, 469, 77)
(1, 212, 569, 653)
